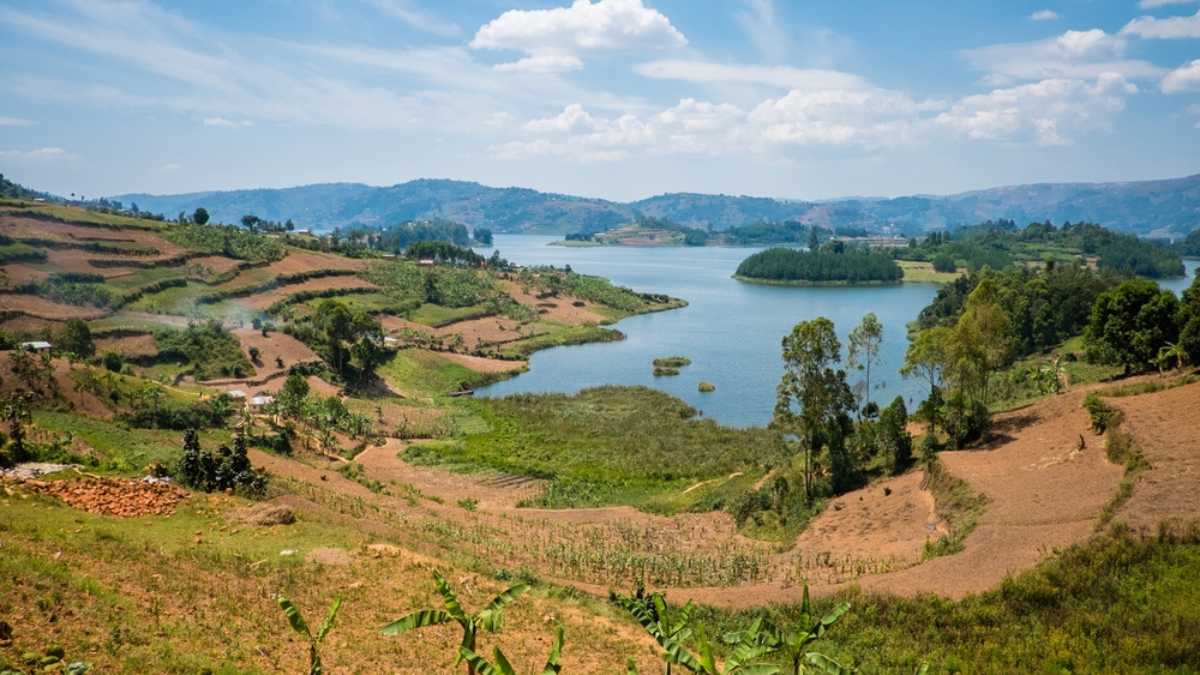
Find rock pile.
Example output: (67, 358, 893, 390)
(20, 477, 187, 517)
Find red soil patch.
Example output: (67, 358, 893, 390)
(0, 217, 183, 255)
(273, 249, 368, 274)
(0, 294, 108, 320)
(0, 354, 114, 418)
(236, 276, 378, 310)
(234, 328, 318, 368)
(42, 249, 135, 278)
(499, 280, 603, 325)
(0, 315, 62, 334)
(381, 315, 529, 350)
(95, 333, 158, 358)
(436, 351, 527, 374)
(3, 263, 50, 284)
(1109, 379, 1200, 534)
(18, 476, 187, 517)
(189, 255, 243, 276)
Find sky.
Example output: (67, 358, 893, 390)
(1, 0, 1199, 202)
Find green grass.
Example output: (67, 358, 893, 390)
(921, 459, 987, 559)
(404, 386, 783, 512)
(31, 410, 231, 473)
(127, 281, 259, 323)
(497, 322, 624, 358)
(407, 302, 493, 327)
(898, 260, 962, 284)
(376, 349, 514, 398)
(989, 335, 1124, 411)
(692, 528, 1200, 672)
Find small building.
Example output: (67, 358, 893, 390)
(383, 336, 401, 347)
(417, 259, 436, 267)
(19, 341, 52, 352)
(249, 395, 274, 413)
(226, 389, 247, 400)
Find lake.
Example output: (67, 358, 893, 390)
(475, 236, 940, 428)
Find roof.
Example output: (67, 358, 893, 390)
(249, 395, 274, 406)
(20, 341, 52, 349)
(226, 389, 247, 398)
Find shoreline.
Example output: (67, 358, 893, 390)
(732, 274, 904, 288)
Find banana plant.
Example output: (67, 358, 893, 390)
(380, 571, 529, 675)
(771, 585, 850, 675)
(277, 595, 343, 675)
(612, 588, 702, 673)
(458, 624, 565, 675)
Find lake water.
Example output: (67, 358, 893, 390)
(475, 236, 940, 428)
(1162, 259, 1198, 297)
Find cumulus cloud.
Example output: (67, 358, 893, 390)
(0, 147, 74, 160)
(1162, 59, 1200, 92)
(1029, 9, 1060, 21)
(935, 75, 1136, 146)
(964, 29, 1163, 84)
(470, 0, 686, 72)
(203, 116, 253, 128)
(0, 116, 34, 126)
(1122, 9, 1200, 38)
(634, 60, 865, 91)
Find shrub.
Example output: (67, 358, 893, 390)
(175, 429, 268, 497)
(698, 381, 715, 392)
(1083, 393, 1122, 434)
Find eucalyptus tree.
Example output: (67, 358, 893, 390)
(847, 313, 883, 417)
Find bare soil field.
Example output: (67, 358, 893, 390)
(189, 255, 243, 276)
(235, 276, 379, 310)
(234, 328, 318, 368)
(499, 280, 604, 324)
(1109, 379, 1200, 534)
(0, 315, 62, 333)
(0, 216, 184, 255)
(0, 354, 113, 418)
(0, 294, 109, 320)
(381, 314, 527, 350)
(437, 350, 527, 374)
(3, 263, 50, 284)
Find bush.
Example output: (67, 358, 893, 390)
(932, 253, 957, 273)
(1083, 393, 1122, 433)
(175, 429, 268, 497)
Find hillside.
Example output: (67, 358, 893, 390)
(112, 173, 1200, 236)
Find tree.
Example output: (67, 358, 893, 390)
(772, 318, 855, 502)
(278, 372, 310, 419)
(878, 396, 913, 474)
(192, 207, 210, 225)
(241, 214, 260, 232)
(459, 625, 564, 675)
(807, 225, 819, 251)
(1179, 274, 1200, 366)
(380, 571, 529, 675)
(901, 326, 951, 434)
(58, 318, 95, 359)
(847, 313, 883, 417)
(1085, 278, 1180, 375)
(473, 227, 494, 246)
(278, 595, 342, 675)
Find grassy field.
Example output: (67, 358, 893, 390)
(31, 410, 232, 473)
(404, 386, 782, 511)
(990, 336, 1124, 411)
(376, 349, 516, 399)
(897, 260, 963, 284)
(407, 302, 494, 327)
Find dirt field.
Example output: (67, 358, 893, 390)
(0, 216, 184, 255)
(3, 263, 50, 284)
(436, 351, 527, 374)
(0, 294, 109, 320)
(95, 333, 159, 358)
(1109, 380, 1200, 534)
(381, 314, 528, 350)
(0, 315, 62, 334)
(235, 276, 379, 310)
(0, 353, 113, 418)
(189, 255, 243, 276)
(499, 280, 604, 325)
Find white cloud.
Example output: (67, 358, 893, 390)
(1122, 9, 1200, 38)
(365, 0, 460, 37)
(935, 75, 1136, 146)
(0, 147, 74, 160)
(161, 162, 182, 171)
(470, 0, 686, 72)
(0, 116, 34, 126)
(1138, 0, 1196, 9)
(964, 29, 1163, 83)
(1162, 59, 1200, 92)
(634, 60, 866, 91)
(203, 116, 253, 128)
(736, 0, 790, 63)
(1029, 9, 1060, 21)
(749, 87, 939, 149)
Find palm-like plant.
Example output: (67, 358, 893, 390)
(458, 624, 565, 675)
(1156, 342, 1189, 374)
(380, 571, 529, 675)
(612, 588, 701, 673)
(277, 595, 343, 675)
(770, 585, 850, 675)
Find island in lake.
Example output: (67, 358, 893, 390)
(734, 245, 905, 286)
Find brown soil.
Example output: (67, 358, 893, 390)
(0, 315, 62, 334)
(499, 280, 603, 324)
(381, 314, 529, 351)
(1108, 379, 1200, 534)
(0, 294, 109, 320)
(42, 249, 136, 277)
(189, 255, 243, 276)
(16, 476, 187, 517)
(269, 249, 368, 274)
(0, 217, 183, 255)
(236, 276, 379, 310)
(436, 351, 527, 374)
(0, 353, 114, 419)
(3, 263, 50, 284)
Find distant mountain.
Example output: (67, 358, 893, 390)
(114, 173, 1200, 236)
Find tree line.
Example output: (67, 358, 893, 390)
(736, 245, 902, 284)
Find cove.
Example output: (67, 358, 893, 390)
(474, 235, 941, 428)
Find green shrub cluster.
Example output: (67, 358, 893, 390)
(153, 321, 252, 380)
(736, 247, 902, 284)
(161, 222, 284, 262)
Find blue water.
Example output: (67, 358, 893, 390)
(1162, 259, 1198, 297)
(474, 236, 940, 428)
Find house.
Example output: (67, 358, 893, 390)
(19, 341, 52, 352)
(383, 336, 401, 347)
(417, 259, 436, 267)
(249, 395, 274, 413)
(226, 389, 247, 400)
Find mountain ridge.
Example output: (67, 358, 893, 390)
(112, 173, 1200, 236)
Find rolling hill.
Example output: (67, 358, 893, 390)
(114, 173, 1200, 236)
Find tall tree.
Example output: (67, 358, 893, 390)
(1085, 278, 1180, 375)
(58, 318, 94, 359)
(192, 207, 209, 225)
(848, 313, 883, 417)
(772, 318, 854, 502)
(901, 325, 951, 434)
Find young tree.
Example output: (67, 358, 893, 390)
(59, 318, 95, 359)
(278, 595, 342, 675)
(1178, 274, 1200, 366)
(772, 318, 855, 502)
(807, 225, 819, 251)
(901, 326, 951, 434)
(1085, 278, 1180, 375)
(847, 313, 883, 417)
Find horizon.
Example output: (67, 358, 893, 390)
(1, 1, 1199, 202)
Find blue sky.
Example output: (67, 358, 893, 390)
(1, 0, 1199, 202)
